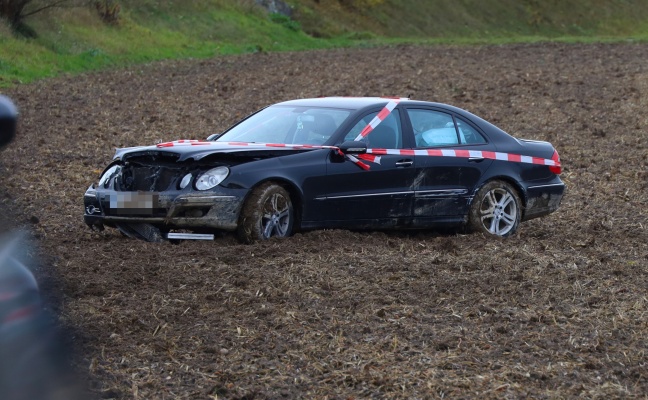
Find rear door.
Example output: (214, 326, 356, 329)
(404, 107, 494, 220)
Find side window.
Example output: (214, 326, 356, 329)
(407, 109, 458, 147)
(344, 109, 403, 149)
(456, 118, 487, 144)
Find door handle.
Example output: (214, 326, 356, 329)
(468, 157, 485, 162)
(395, 159, 414, 167)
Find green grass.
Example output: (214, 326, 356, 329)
(1, 0, 648, 87)
(292, 0, 648, 39)
(0, 1, 338, 86)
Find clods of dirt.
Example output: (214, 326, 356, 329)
(1, 42, 646, 398)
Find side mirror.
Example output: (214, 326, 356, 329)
(206, 132, 223, 141)
(0, 95, 18, 149)
(338, 140, 367, 154)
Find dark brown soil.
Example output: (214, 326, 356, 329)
(1, 43, 647, 399)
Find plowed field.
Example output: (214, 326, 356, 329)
(1, 43, 647, 399)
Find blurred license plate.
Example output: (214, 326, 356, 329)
(110, 192, 158, 214)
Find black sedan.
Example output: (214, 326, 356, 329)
(84, 97, 565, 242)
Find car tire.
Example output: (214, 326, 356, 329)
(468, 180, 522, 237)
(238, 182, 294, 243)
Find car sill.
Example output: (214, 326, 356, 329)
(415, 189, 468, 198)
(315, 191, 413, 200)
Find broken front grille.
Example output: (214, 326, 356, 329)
(117, 164, 180, 192)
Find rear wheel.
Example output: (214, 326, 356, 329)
(238, 182, 293, 243)
(468, 181, 521, 237)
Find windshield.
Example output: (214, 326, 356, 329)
(215, 105, 352, 145)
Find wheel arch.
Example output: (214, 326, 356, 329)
(471, 175, 527, 216)
(240, 177, 305, 231)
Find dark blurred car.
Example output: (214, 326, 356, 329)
(0, 95, 17, 150)
(84, 97, 564, 242)
(1, 95, 83, 400)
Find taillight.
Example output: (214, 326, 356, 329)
(549, 150, 561, 175)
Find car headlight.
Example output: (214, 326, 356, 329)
(195, 166, 229, 190)
(98, 165, 121, 188)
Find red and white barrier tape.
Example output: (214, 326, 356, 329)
(156, 140, 559, 168)
(157, 140, 371, 170)
(157, 139, 208, 147)
(363, 148, 559, 167)
(159, 140, 326, 149)
(354, 99, 401, 141)
(357, 153, 382, 164)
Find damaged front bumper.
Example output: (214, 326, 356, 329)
(83, 185, 246, 239)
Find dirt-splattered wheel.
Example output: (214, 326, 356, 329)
(468, 180, 521, 237)
(238, 182, 293, 243)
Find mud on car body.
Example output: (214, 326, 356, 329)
(84, 97, 565, 242)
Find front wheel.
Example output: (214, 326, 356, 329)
(238, 182, 294, 243)
(468, 181, 522, 237)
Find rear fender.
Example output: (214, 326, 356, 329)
(470, 176, 528, 215)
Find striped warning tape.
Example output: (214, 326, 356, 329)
(155, 140, 560, 169)
(362, 148, 560, 167)
(155, 97, 561, 169)
(354, 99, 401, 141)
(158, 140, 329, 149)
(157, 139, 206, 147)
(156, 141, 560, 167)
(157, 140, 372, 169)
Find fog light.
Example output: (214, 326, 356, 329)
(179, 173, 193, 189)
(185, 209, 204, 218)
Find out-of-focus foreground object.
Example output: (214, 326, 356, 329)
(0, 95, 18, 150)
(0, 96, 86, 400)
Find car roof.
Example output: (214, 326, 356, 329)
(274, 97, 469, 114)
(275, 97, 405, 110)
(273, 97, 512, 141)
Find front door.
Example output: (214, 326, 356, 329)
(310, 108, 417, 228)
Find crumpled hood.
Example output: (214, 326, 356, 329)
(114, 140, 319, 162)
